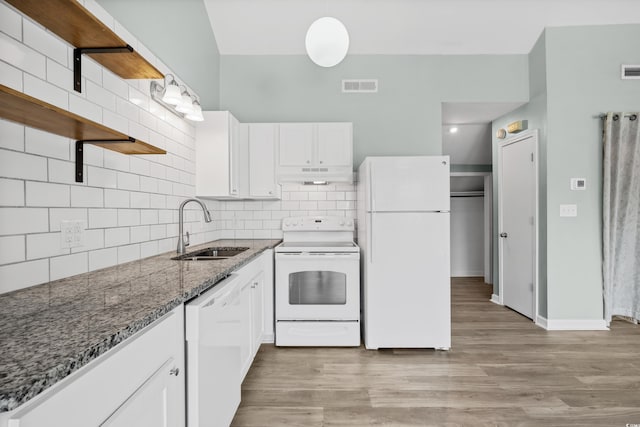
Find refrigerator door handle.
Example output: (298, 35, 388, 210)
(369, 163, 374, 212)
(369, 214, 373, 263)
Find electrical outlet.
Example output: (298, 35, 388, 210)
(559, 204, 578, 217)
(60, 220, 86, 248)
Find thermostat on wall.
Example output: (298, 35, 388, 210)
(571, 178, 586, 190)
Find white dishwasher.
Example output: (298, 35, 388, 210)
(185, 274, 242, 427)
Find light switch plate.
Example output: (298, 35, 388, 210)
(559, 204, 578, 217)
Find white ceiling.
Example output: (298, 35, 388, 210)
(203, 0, 640, 55)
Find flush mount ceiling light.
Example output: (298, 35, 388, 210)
(305, 17, 349, 67)
(150, 75, 203, 122)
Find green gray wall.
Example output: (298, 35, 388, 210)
(494, 24, 640, 322)
(493, 31, 549, 317)
(97, 0, 221, 109)
(544, 24, 640, 320)
(219, 55, 529, 166)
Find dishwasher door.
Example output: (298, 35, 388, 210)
(186, 274, 242, 427)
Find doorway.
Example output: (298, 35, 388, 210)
(498, 129, 539, 320)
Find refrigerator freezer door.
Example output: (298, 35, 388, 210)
(368, 156, 450, 212)
(363, 211, 451, 349)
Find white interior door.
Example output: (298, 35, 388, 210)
(498, 130, 538, 319)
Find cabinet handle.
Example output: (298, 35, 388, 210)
(319, 160, 323, 164)
(169, 367, 180, 376)
(306, 160, 310, 164)
(268, 191, 273, 195)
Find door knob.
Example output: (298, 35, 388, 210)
(169, 367, 180, 376)
(500, 232, 508, 238)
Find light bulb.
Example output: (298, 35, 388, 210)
(162, 82, 181, 105)
(176, 92, 194, 114)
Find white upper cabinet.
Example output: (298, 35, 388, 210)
(247, 123, 280, 199)
(277, 122, 353, 182)
(195, 111, 247, 199)
(317, 123, 353, 167)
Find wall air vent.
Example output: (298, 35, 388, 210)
(621, 64, 640, 79)
(342, 79, 378, 93)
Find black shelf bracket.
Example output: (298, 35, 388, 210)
(75, 138, 135, 182)
(73, 45, 134, 93)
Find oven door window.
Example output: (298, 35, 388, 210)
(289, 271, 346, 305)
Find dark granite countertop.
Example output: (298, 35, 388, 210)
(0, 239, 280, 413)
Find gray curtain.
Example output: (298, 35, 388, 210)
(602, 112, 640, 324)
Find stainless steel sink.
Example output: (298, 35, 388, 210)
(172, 246, 249, 261)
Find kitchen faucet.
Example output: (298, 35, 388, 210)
(177, 198, 212, 254)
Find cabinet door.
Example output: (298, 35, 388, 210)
(229, 114, 241, 196)
(249, 124, 277, 197)
(317, 123, 353, 167)
(250, 272, 265, 356)
(239, 281, 253, 381)
(101, 358, 179, 427)
(278, 123, 314, 166)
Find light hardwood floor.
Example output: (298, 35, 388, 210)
(232, 277, 640, 426)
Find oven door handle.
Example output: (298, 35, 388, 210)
(276, 253, 359, 260)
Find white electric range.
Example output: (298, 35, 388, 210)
(274, 216, 360, 346)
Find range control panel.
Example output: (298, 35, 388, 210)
(282, 216, 354, 232)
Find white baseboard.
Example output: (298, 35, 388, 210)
(540, 318, 609, 331)
(490, 294, 502, 305)
(262, 333, 275, 344)
(535, 315, 548, 329)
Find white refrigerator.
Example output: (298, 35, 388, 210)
(357, 156, 451, 350)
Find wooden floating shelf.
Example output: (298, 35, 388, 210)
(0, 84, 166, 181)
(5, 0, 163, 90)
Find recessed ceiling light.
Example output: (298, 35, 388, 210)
(449, 127, 458, 134)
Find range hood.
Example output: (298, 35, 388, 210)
(277, 166, 354, 184)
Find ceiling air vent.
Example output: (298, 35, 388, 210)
(342, 79, 378, 93)
(621, 64, 640, 79)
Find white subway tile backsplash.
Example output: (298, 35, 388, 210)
(0, 150, 48, 181)
(26, 232, 69, 260)
(140, 240, 158, 259)
(117, 243, 140, 264)
(102, 109, 129, 135)
(149, 224, 165, 240)
(117, 172, 140, 191)
(70, 186, 103, 207)
(0, 2, 22, 40)
(130, 225, 150, 243)
(130, 157, 150, 176)
(0, 119, 25, 151)
(140, 176, 158, 193)
(104, 150, 130, 172)
(80, 56, 102, 86)
(104, 189, 129, 208)
(130, 192, 150, 208)
(88, 208, 117, 229)
(50, 252, 88, 281)
(26, 181, 70, 207)
(71, 228, 104, 253)
(116, 97, 139, 122)
(24, 74, 68, 110)
(25, 127, 70, 160)
(0, 178, 24, 206)
(88, 166, 117, 189)
(49, 208, 87, 231)
(139, 110, 157, 131)
(149, 194, 166, 209)
(0, 259, 49, 293)
(0, 32, 46, 79)
(318, 201, 337, 210)
(48, 159, 78, 185)
(299, 201, 318, 210)
(118, 209, 140, 227)
(0, 235, 25, 264)
(105, 227, 129, 247)
(45, 58, 73, 91)
(22, 19, 68, 66)
(86, 80, 116, 111)
(82, 144, 104, 168)
(102, 69, 128, 99)
(336, 201, 356, 210)
(88, 247, 117, 271)
(308, 192, 327, 201)
(0, 207, 49, 235)
(0, 60, 24, 91)
(327, 192, 346, 201)
(69, 94, 102, 123)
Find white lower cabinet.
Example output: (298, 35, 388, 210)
(2, 306, 185, 427)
